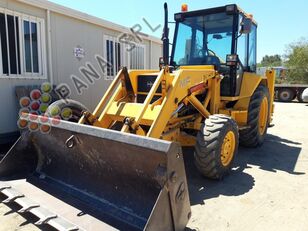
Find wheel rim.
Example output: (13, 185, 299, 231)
(220, 131, 236, 167)
(280, 91, 290, 101)
(258, 97, 269, 135)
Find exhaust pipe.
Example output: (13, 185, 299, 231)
(162, 2, 169, 66)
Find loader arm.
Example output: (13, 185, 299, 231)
(83, 66, 218, 142)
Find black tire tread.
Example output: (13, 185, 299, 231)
(194, 115, 239, 180)
(239, 85, 270, 147)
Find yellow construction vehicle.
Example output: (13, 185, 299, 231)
(78, 3, 275, 178)
(0, 3, 275, 231)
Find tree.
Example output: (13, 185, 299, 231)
(259, 54, 282, 67)
(284, 38, 308, 84)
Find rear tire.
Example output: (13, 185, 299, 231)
(239, 85, 270, 147)
(194, 115, 239, 180)
(278, 88, 295, 102)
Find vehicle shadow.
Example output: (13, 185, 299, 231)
(183, 133, 303, 206)
(236, 134, 303, 175)
(183, 149, 255, 206)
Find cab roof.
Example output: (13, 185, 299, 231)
(174, 4, 258, 25)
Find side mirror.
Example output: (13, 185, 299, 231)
(240, 17, 252, 34)
(213, 34, 223, 40)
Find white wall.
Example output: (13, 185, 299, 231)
(0, 0, 47, 134)
(0, 0, 162, 137)
(50, 11, 162, 111)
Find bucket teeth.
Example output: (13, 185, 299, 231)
(35, 215, 58, 226)
(0, 184, 11, 191)
(48, 217, 80, 231)
(15, 197, 40, 213)
(18, 204, 40, 213)
(31, 206, 58, 225)
(2, 196, 24, 204)
(0, 184, 80, 230)
(1, 188, 24, 203)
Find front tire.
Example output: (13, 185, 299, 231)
(240, 85, 270, 147)
(194, 115, 239, 180)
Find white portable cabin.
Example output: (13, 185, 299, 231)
(0, 0, 162, 143)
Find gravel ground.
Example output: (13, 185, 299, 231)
(0, 102, 308, 231)
(186, 102, 308, 231)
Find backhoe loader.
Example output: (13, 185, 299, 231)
(0, 3, 275, 231)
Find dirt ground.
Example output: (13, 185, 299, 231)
(186, 102, 308, 231)
(0, 102, 308, 231)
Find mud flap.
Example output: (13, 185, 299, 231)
(0, 120, 190, 231)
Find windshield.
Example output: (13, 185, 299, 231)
(172, 12, 234, 66)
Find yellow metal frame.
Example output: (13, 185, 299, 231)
(221, 131, 236, 167)
(79, 66, 275, 146)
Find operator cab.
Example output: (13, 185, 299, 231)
(170, 4, 257, 96)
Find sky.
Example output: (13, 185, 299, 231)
(49, 0, 308, 62)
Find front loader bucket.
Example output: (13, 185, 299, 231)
(0, 120, 190, 231)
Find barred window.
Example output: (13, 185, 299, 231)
(0, 9, 45, 77)
(129, 44, 145, 70)
(104, 35, 146, 78)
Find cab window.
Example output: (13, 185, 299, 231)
(236, 15, 248, 68)
(248, 24, 257, 72)
(172, 12, 234, 66)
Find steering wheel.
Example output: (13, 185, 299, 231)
(198, 48, 217, 57)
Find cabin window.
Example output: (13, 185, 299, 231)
(236, 15, 248, 68)
(0, 9, 45, 78)
(247, 24, 257, 72)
